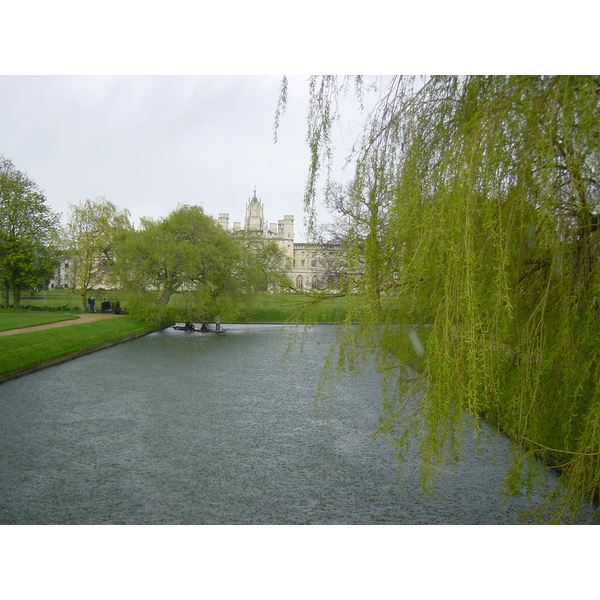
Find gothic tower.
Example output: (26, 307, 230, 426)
(244, 187, 265, 232)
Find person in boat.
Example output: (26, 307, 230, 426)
(200, 322, 209, 332)
(184, 322, 196, 331)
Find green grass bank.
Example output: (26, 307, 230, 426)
(15, 290, 353, 323)
(239, 294, 352, 323)
(0, 310, 78, 332)
(0, 317, 157, 382)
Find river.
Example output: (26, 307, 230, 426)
(0, 323, 582, 524)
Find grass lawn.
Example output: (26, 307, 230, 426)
(0, 317, 156, 380)
(238, 293, 412, 323)
(0, 310, 78, 332)
(158, 291, 354, 323)
(18, 289, 123, 312)
(239, 294, 353, 323)
(17, 290, 357, 322)
(12, 289, 418, 324)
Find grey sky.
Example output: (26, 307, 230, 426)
(0, 3, 589, 242)
(1, 75, 371, 239)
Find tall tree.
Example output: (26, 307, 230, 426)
(0, 157, 60, 307)
(114, 204, 287, 325)
(62, 197, 132, 312)
(288, 76, 600, 522)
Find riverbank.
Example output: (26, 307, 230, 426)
(0, 316, 159, 383)
(0, 312, 126, 336)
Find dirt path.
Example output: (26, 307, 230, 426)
(0, 313, 126, 337)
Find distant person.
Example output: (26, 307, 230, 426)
(215, 316, 221, 332)
(200, 323, 209, 332)
(184, 322, 196, 331)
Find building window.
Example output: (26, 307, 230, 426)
(296, 275, 304, 289)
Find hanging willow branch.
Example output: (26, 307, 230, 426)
(289, 75, 600, 522)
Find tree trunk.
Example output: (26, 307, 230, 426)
(160, 289, 173, 306)
(12, 286, 21, 308)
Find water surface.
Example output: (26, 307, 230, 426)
(0, 324, 572, 524)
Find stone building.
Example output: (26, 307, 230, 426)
(218, 188, 294, 269)
(219, 189, 340, 291)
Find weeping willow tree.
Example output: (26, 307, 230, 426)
(284, 75, 600, 522)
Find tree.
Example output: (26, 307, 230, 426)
(286, 76, 600, 522)
(114, 204, 287, 325)
(0, 157, 60, 307)
(232, 229, 292, 292)
(62, 197, 132, 312)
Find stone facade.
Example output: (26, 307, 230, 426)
(48, 260, 71, 289)
(220, 189, 338, 291)
(219, 188, 294, 267)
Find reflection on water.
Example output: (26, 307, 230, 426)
(0, 324, 581, 524)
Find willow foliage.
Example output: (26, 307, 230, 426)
(292, 75, 600, 522)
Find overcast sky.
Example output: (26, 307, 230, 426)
(0, 75, 375, 240)
(1, 3, 592, 242)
